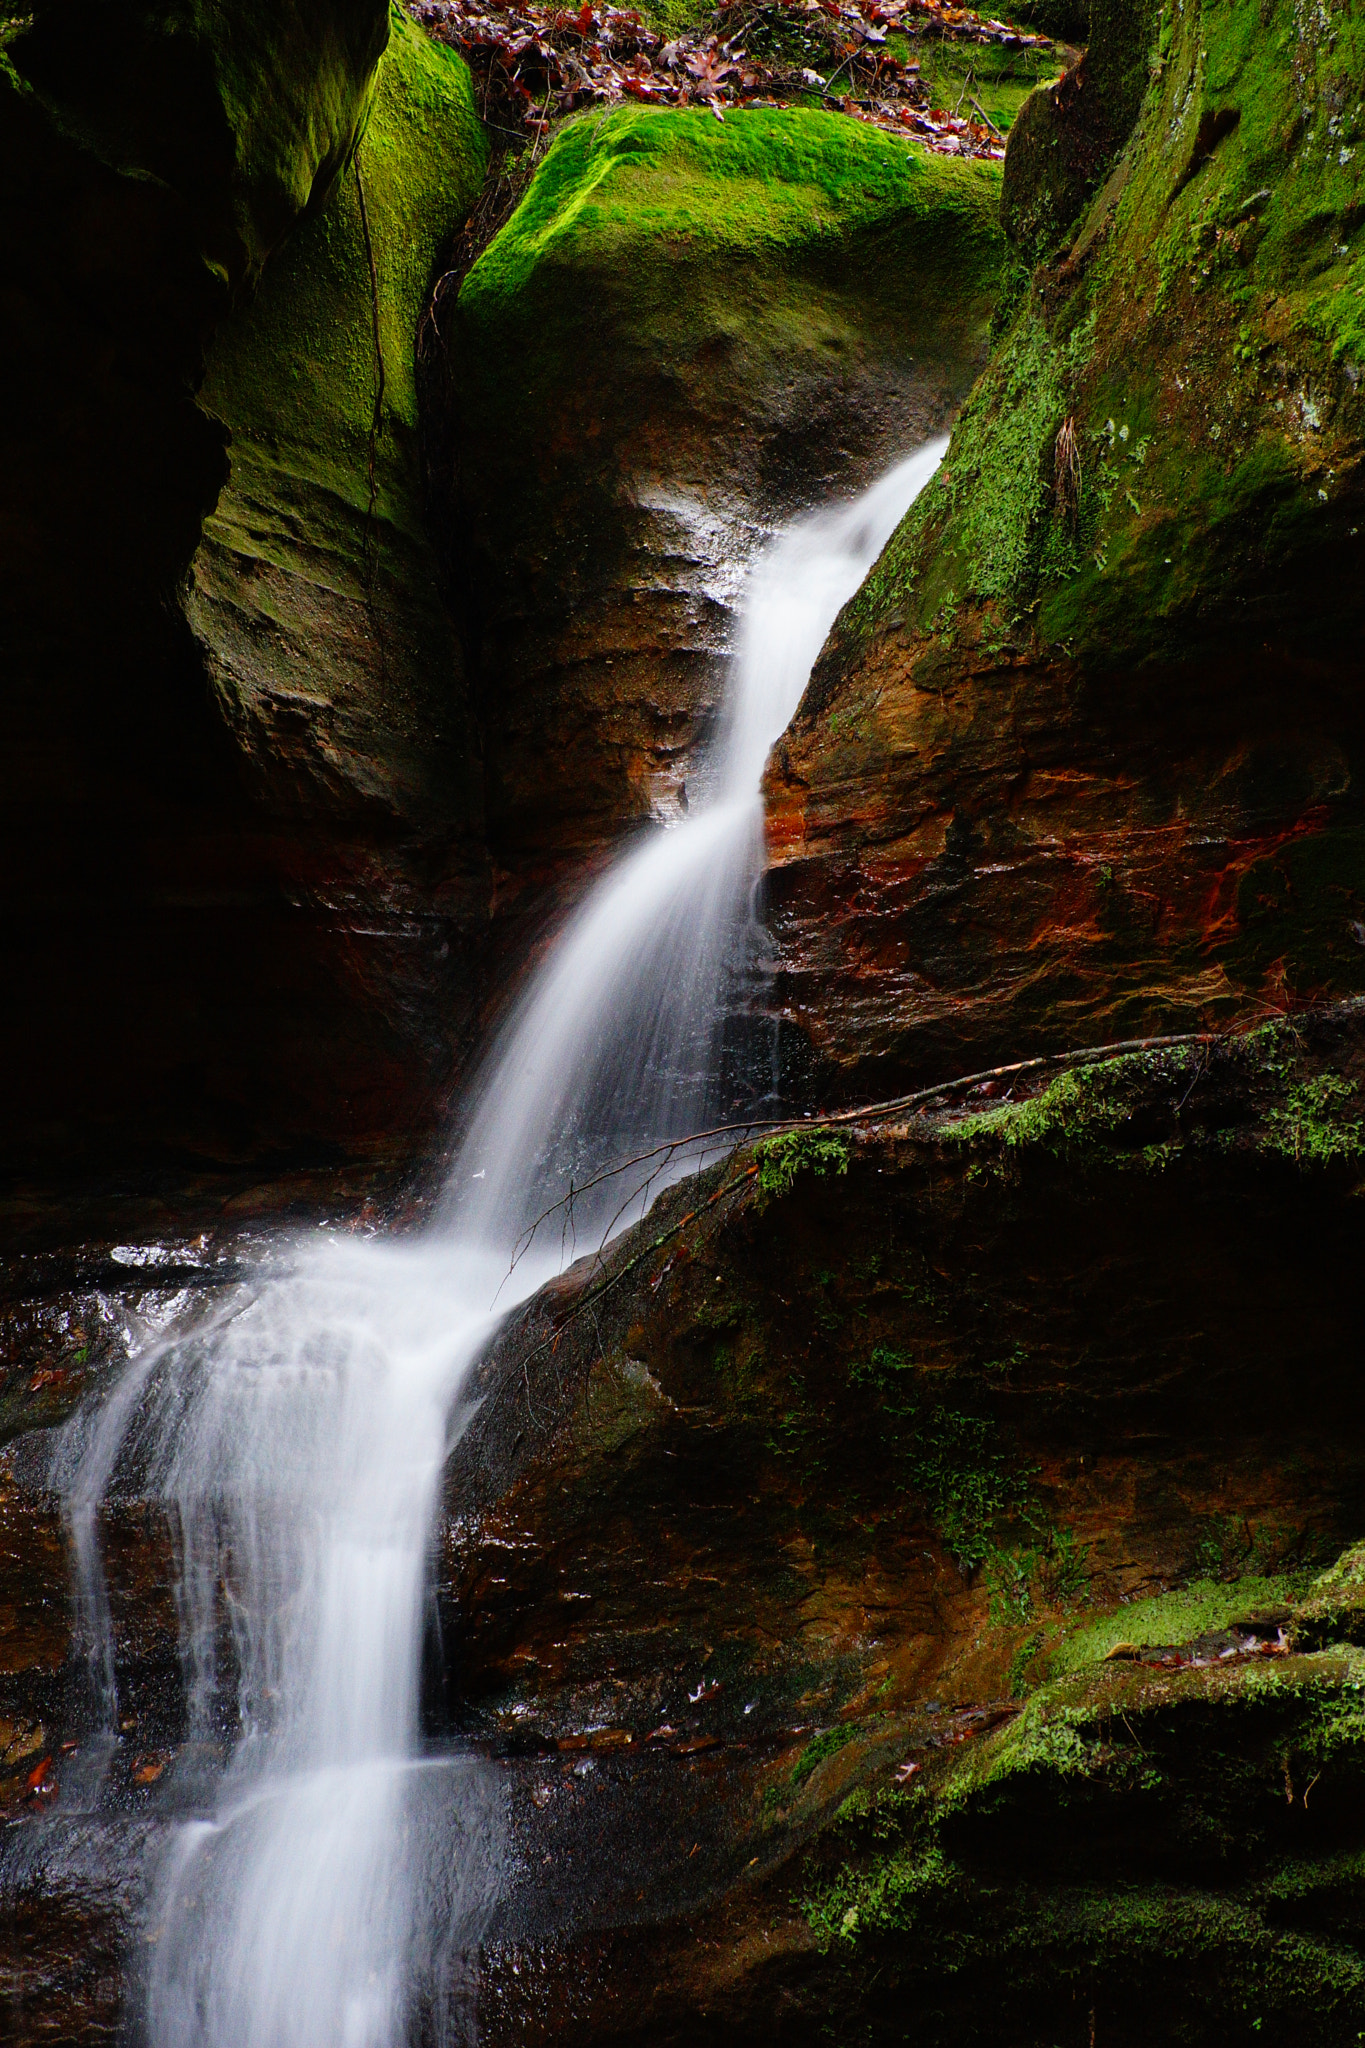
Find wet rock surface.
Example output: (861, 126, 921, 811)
(428, 105, 1004, 946)
(6, 1019, 1365, 2038)
(428, 1010, 1365, 2041)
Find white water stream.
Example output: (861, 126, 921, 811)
(55, 439, 944, 2048)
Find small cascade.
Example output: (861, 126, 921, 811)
(52, 439, 945, 2048)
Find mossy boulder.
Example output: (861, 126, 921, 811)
(434, 105, 1004, 916)
(170, 4, 490, 1171)
(763, 0, 1365, 1102)
(1000, 0, 1157, 257)
(189, 7, 485, 838)
(1293, 1546, 1365, 1654)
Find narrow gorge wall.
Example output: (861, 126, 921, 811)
(0, 2, 485, 1227)
(763, 0, 1365, 1100)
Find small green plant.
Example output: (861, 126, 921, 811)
(987, 1546, 1039, 1623)
(790, 1723, 857, 1792)
(1007, 1629, 1045, 1698)
(851, 1347, 1034, 1569)
(754, 1127, 849, 1203)
(1040, 1527, 1090, 1606)
(1265, 1075, 1364, 1165)
(1194, 1513, 1249, 1581)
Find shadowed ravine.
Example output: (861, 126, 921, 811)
(36, 447, 945, 2048)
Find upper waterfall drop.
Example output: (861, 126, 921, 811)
(440, 434, 948, 1266)
(54, 438, 945, 2048)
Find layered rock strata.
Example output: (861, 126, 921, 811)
(434, 106, 1005, 934)
(763, 0, 1365, 1103)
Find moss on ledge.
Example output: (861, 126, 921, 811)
(454, 103, 1004, 579)
(443, 100, 1005, 887)
(838, 0, 1365, 673)
(799, 1566, 1365, 2043)
(466, 103, 1003, 300)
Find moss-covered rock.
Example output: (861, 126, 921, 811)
(1000, 0, 1157, 257)
(420, 1011, 1365, 2045)
(170, 4, 491, 1169)
(763, 0, 1365, 1102)
(0, 4, 489, 1206)
(187, 6, 485, 868)
(435, 104, 1004, 916)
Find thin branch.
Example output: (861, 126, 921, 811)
(507, 1162, 761, 1383)
(499, 1026, 1220, 1286)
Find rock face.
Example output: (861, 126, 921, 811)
(762, 0, 1365, 1104)
(8, 1019, 1365, 2042)
(433, 107, 1004, 934)
(2, 35, 1006, 1224)
(0, 4, 486, 1222)
(183, 9, 490, 1178)
(427, 1016, 1365, 2039)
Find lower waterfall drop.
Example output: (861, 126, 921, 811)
(59, 438, 945, 2048)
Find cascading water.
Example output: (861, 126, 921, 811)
(51, 437, 945, 2047)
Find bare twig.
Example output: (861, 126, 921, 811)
(488, 1026, 1226, 1327)
(967, 90, 1002, 136)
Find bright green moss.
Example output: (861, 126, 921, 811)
(452, 100, 1005, 626)
(941, 1052, 1177, 1154)
(465, 104, 1003, 302)
(754, 1127, 849, 1202)
(1048, 1578, 1306, 1676)
(834, 0, 1365, 677)
(1264, 1076, 1365, 1166)
(197, 8, 484, 581)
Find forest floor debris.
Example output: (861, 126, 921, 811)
(412, 0, 1059, 158)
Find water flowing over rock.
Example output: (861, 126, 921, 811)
(5, 0, 1365, 2037)
(0, 444, 943, 2047)
(428, 106, 1002, 944)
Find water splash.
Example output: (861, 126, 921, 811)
(56, 437, 945, 2046)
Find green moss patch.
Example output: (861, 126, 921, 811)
(835, 0, 1365, 676)
(1048, 1578, 1306, 1676)
(450, 102, 1003, 596)
(200, 6, 484, 534)
(186, 3, 485, 820)
(465, 103, 1001, 304)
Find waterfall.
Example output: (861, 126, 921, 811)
(54, 438, 945, 2048)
